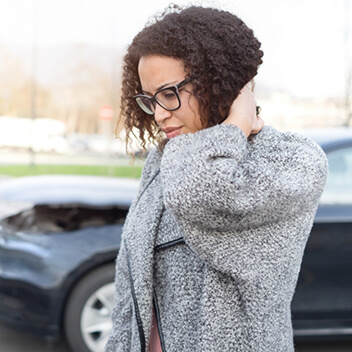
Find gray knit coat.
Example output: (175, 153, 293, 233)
(105, 124, 328, 352)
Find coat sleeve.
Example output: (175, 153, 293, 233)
(160, 124, 328, 232)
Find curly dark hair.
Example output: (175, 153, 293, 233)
(120, 4, 263, 152)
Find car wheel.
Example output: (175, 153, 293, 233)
(64, 264, 115, 352)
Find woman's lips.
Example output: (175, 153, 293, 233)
(163, 127, 182, 139)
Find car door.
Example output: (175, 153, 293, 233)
(292, 143, 352, 334)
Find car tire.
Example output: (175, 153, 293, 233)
(64, 263, 115, 352)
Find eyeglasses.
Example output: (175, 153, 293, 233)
(133, 78, 191, 115)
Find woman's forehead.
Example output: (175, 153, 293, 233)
(138, 55, 186, 92)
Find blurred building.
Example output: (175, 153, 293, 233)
(0, 116, 67, 153)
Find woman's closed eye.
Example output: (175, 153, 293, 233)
(159, 90, 177, 100)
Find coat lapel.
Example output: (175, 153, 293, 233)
(123, 167, 164, 340)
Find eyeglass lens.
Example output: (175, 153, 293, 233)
(135, 88, 180, 115)
(135, 96, 155, 115)
(155, 90, 179, 110)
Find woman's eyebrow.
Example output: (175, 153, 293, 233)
(142, 80, 178, 95)
(156, 80, 177, 91)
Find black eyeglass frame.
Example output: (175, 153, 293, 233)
(133, 78, 191, 115)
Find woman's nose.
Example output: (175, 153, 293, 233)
(154, 104, 172, 125)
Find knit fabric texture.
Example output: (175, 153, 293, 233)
(105, 124, 328, 352)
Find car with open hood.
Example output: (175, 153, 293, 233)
(0, 175, 139, 352)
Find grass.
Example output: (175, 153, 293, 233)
(0, 164, 143, 178)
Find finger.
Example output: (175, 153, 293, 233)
(245, 80, 255, 92)
(250, 117, 264, 135)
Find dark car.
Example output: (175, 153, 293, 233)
(0, 175, 139, 352)
(0, 128, 351, 352)
(292, 128, 352, 338)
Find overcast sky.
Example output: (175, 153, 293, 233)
(0, 0, 351, 99)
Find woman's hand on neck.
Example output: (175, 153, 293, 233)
(222, 83, 264, 138)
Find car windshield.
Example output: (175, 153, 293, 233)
(320, 146, 352, 205)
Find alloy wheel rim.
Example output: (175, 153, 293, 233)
(80, 282, 114, 352)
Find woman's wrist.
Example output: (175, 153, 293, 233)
(221, 118, 252, 137)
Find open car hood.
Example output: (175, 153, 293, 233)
(0, 175, 139, 207)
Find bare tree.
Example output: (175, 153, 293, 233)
(50, 44, 120, 134)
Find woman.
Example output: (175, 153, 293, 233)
(105, 5, 327, 352)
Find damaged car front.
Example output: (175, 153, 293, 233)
(0, 175, 138, 352)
